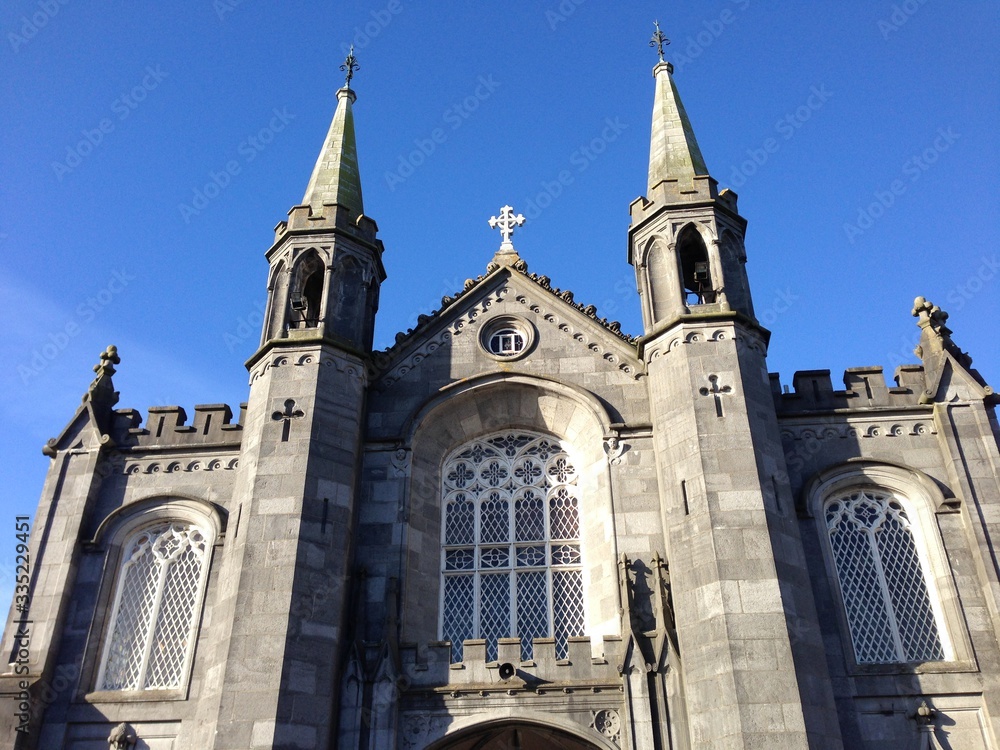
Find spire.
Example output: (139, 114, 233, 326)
(301, 47, 364, 215)
(647, 23, 709, 194)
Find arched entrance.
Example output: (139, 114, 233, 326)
(429, 722, 604, 750)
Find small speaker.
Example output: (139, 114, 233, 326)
(498, 662, 516, 681)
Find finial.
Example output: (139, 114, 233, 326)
(650, 20, 670, 62)
(340, 45, 360, 88)
(92, 345, 120, 383)
(488, 205, 526, 253)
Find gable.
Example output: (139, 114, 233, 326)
(365, 268, 647, 441)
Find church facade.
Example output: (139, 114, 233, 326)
(3, 44, 1000, 750)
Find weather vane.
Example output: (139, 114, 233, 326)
(650, 20, 670, 62)
(341, 45, 360, 87)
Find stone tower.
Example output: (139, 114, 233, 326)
(204, 71, 385, 747)
(628, 57, 842, 746)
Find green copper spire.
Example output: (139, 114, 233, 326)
(647, 27, 709, 194)
(301, 49, 364, 215)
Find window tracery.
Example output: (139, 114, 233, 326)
(441, 431, 585, 662)
(97, 522, 210, 691)
(824, 489, 944, 663)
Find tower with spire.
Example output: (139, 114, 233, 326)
(629, 26, 841, 747)
(206, 51, 385, 747)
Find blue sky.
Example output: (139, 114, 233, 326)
(1, 0, 998, 608)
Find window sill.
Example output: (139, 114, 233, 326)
(847, 659, 978, 677)
(82, 688, 188, 704)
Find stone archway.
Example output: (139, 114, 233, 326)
(429, 723, 603, 750)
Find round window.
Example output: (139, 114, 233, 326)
(480, 316, 535, 360)
(488, 328, 525, 356)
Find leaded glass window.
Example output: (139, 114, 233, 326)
(825, 490, 944, 664)
(98, 522, 210, 690)
(441, 432, 585, 662)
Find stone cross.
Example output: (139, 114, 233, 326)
(488, 205, 525, 251)
(699, 374, 732, 417)
(271, 399, 305, 442)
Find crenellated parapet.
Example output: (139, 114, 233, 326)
(400, 635, 624, 692)
(105, 403, 246, 449)
(772, 365, 929, 414)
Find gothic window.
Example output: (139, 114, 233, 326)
(96, 522, 210, 691)
(440, 432, 585, 663)
(824, 489, 944, 664)
(289, 252, 324, 329)
(677, 224, 714, 305)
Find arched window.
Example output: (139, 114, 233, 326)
(677, 224, 714, 305)
(96, 522, 211, 690)
(289, 252, 324, 329)
(440, 431, 585, 662)
(824, 489, 944, 664)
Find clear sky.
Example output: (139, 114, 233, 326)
(1, 0, 998, 608)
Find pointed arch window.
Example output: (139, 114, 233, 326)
(96, 522, 211, 691)
(825, 489, 944, 664)
(440, 432, 585, 662)
(677, 224, 715, 305)
(289, 252, 324, 329)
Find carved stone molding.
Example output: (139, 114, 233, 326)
(390, 446, 411, 477)
(779, 420, 937, 443)
(513, 292, 640, 379)
(590, 708, 622, 745)
(376, 292, 504, 390)
(604, 437, 627, 465)
(124, 456, 240, 475)
(108, 722, 137, 750)
(399, 712, 450, 749)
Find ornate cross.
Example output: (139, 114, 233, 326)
(341, 45, 360, 87)
(488, 205, 525, 251)
(699, 374, 732, 417)
(271, 399, 305, 442)
(650, 20, 670, 62)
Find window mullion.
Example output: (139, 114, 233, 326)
(138, 550, 171, 689)
(866, 524, 905, 660)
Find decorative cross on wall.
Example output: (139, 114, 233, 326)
(271, 399, 305, 442)
(699, 374, 732, 417)
(488, 205, 525, 251)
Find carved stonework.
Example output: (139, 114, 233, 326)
(399, 712, 449, 749)
(590, 708, 622, 745)
(605, 437, 626, 465)
(390, 446, 411, 477)
(108, 722, 136, 750)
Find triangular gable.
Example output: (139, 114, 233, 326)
(371, 266, 642, 389)
(42, 402, 110, 457)
(925, 351, 994, 404)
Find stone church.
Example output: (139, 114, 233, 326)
(3, 37, 1000, 750)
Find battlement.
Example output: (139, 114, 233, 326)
(400, 635, 624, 691)
(109, 403, 246, 449)
(771, 365, 928, 414)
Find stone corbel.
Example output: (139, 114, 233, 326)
(108, 722, 137, 750)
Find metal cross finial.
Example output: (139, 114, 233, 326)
(650, 20, 670, 62)
(488, 205, 526, 251)
(341, 45, 360, 87)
